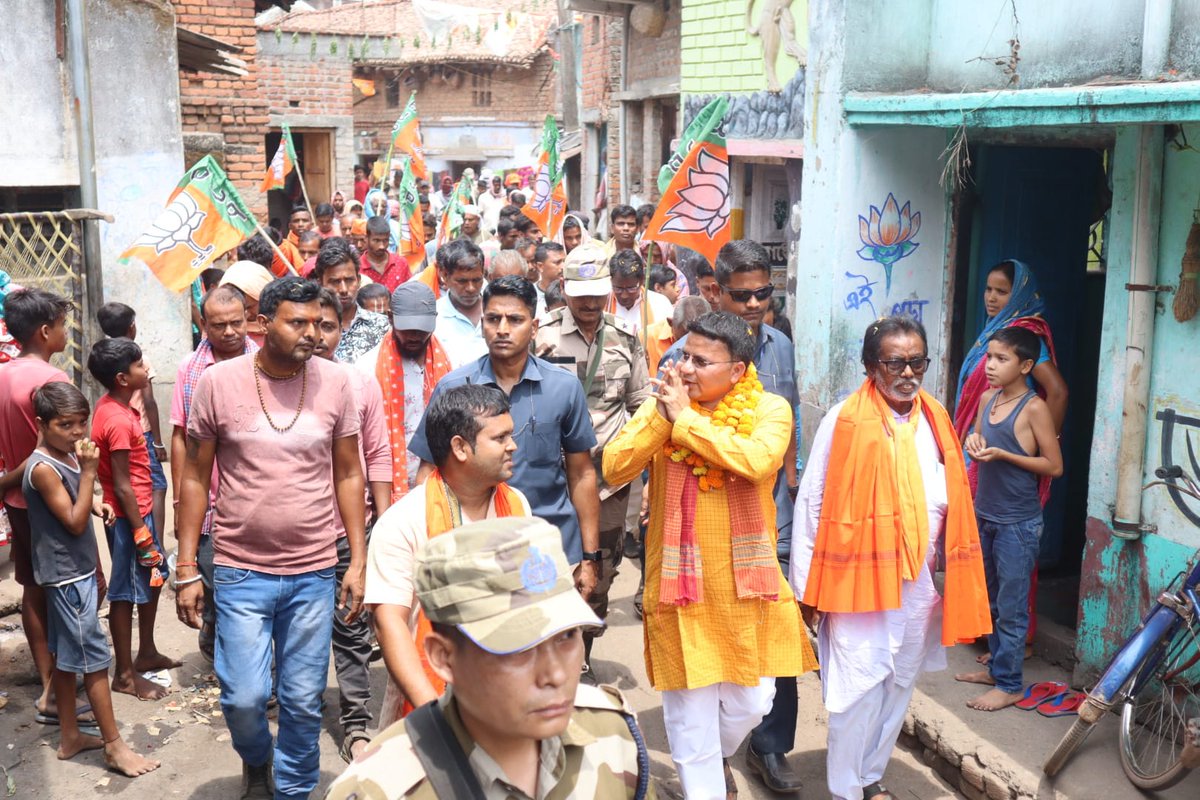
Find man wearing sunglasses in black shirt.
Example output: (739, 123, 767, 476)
(658, 239, 804, 794)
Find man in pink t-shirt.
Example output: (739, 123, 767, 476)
(174, 277, 366, 798)
(0, 289, 74, 723)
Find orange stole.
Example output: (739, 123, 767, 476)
(802, 380, 992, 646)
(402, 471, 527, 716)
(415, 265, 441, 299)
(375, 334, 452, 501)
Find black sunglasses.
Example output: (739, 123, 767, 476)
(719, 284, 774, 303)
(875, 358, 931, 376)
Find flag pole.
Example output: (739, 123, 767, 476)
(251, 219, 299, 276)
(294, 164, 315, 220)
(378, 141, 396, 192)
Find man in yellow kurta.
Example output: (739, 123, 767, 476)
(604, 311, 817, 800)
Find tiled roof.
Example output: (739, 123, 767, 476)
(260, 0, 554, 68)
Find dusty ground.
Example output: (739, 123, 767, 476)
(0, 523, 958, 799)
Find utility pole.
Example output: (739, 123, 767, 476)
(557, 0, 579, 133)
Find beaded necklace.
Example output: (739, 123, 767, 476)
(664, 362, 764, 491)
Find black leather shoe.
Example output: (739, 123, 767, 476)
(746, 745, 803, 793)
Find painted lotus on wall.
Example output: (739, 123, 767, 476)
(857, 193, 921, 294)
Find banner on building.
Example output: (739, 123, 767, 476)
(260, 124, 297, 193)
(645, 97, 731, 265)
(120, 156, 258, 292)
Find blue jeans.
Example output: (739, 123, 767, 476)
(979, 514, 1043, 694)
(213, 566, 335, 799)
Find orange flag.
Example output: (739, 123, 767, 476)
(520, 116, 567, 240)
(120, 156, 258, 292)
(260, 123, 297, 193)
(643, 97, 731, 266)
(389, 93, 428, 181)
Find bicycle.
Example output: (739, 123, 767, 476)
(1042, 464, 1200, 790)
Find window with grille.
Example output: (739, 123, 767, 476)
(471, 71, 492, 107)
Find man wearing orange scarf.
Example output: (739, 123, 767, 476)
(790, 316, 990, 800)
(364, 384, 529, 728)
(356, 282, 452, 501)
(605, 312, 815, 800)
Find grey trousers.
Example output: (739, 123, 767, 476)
(333, 534, 373, 736)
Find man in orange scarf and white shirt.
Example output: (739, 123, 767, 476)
(364, 384, 529, 727)
(789, 316, 990, 800)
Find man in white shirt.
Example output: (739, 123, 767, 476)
(609, 249, 673, 337)
(433, 239, 488, 368)
(364, 384, 530, 727)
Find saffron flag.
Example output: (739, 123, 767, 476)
(644, 97, 731, 266)
(520, 116, 567, 240)
(260, 124, 297, 193)
(120, 155, 258, 292)
(389, 93, 428, 181)
(435, 176, 471, 248)
(397, 159, 425, 266)
(352, 78, 376, 97)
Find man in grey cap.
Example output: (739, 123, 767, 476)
(326, 517, 654, 800)
(357, 281, 455, 500)
(535, 240, 650, 684)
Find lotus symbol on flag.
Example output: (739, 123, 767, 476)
(133, 192, 213, 267)
(660, 149, 730, 238)
(530, 163, 552, 213)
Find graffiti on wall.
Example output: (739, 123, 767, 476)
(844, 271, 878, 317)
(890, 298, 930, 323)
(856, 193, 921, 295)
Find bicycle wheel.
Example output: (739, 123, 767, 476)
(1118, 625, 1200, 790)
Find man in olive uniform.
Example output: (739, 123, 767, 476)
(535, 241, 651, 683)
(324, 517, 654, 799)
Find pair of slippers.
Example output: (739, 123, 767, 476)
(36, 702, 100, 734)
(1017, 681, 1085, 717)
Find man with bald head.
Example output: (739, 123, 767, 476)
(169, 284, 258, 659)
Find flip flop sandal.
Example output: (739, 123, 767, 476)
(1015, 681, 1069, 711)
(863, 782, 896, 799)
(339, 730, 372, 764)
(36, 704, 100, 733)
(1037, 690, 1087, 718)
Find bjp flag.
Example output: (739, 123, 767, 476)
(260, 124, 297, 193)
(644, 97, 731, 266)
(397, 159, 425, 267)
(520, 116, 567, 240)
(120, 156, 258, 292)
(389, 93, 428, 181)
(435, 177, 469, 248)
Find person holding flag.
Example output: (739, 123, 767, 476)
(382, 92, 428, 190)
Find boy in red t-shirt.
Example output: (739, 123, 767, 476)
(87, 338, 177, 700)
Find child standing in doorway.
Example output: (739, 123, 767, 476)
(956, 326, 1063, 711)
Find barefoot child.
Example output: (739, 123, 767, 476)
(87, 338, 177, 700)
(23, 382, 160, 775)
(956, 327, 1062, 711)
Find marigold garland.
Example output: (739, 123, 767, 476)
(664, 363, 764, 491)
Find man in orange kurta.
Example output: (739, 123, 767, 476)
(604, 311, 816, 799)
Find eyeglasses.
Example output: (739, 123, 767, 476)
(678, 352, 737, 370)
(874, 357, 931, 375)
(612, 284, 642, 296)
(719, 284, 774, 303)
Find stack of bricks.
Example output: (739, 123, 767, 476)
(680, 0, 770, 95)
(173, 0, 269, 213)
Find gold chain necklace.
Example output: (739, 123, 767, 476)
(253, 354, 307, 433)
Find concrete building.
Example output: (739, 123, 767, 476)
(258, 0, 558, 214)
(1, 0, 190, 401)
(795, 0, 1200, 683)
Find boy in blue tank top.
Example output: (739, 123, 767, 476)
(956, 327, 1063, 711)
(23, 382, 160, 776)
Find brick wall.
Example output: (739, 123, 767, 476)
(259, 52, 353, 121)
(681, 0, 804, 94)
(173, 0, 269, 211)
(627, 1, 681, 87)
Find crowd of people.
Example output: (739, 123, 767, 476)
(0, 167, 1069, 800)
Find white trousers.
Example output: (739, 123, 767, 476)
(826, 676, 919, 800)
(661, 678, 776, 800)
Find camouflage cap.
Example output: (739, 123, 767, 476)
(416, 517, 603, 655)
(562, 242, 613, 297)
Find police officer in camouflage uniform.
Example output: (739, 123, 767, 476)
(534, 242, 651, 683)
(324, 517, 653, 799)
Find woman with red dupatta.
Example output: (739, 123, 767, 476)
(953, 259, 1068, 650)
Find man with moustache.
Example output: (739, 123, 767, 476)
(409, 276, 602, 604)
(169, 284, 258, 660)
(174, 277, 367, 798)
(313, 242, 390, 364)
(356, 282, 453, 500)
(433, 239, 488, 368)
(536, 242, 650, 683)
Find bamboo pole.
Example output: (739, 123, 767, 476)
(252, 219, 299, 276)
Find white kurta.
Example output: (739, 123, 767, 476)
(789, 400, 949, 714)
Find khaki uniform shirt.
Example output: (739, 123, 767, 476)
(324, 684, 654, 800)
(534, 308, 651, 499)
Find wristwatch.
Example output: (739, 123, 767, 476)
(580, 550, 603, 562)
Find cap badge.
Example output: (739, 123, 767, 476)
(578, 263, 597, 279)
(520, 547, 557, 594)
